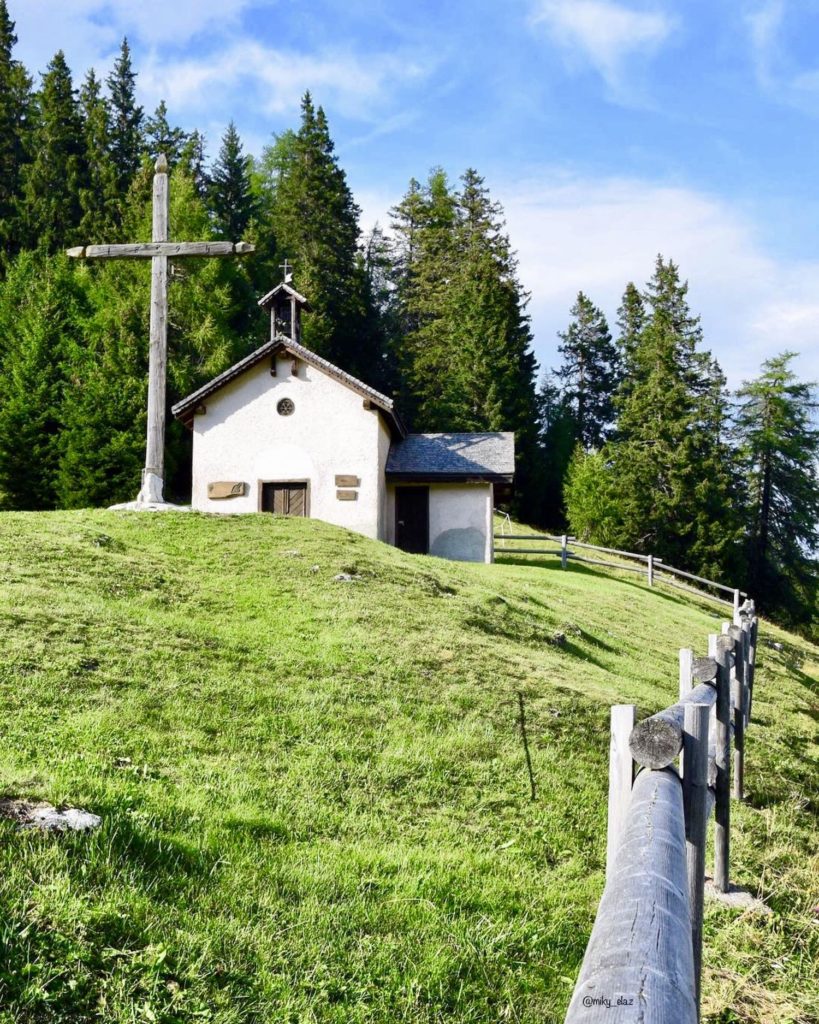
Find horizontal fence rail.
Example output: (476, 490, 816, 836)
(493, 528, 747, 610)
(564, 600, 759, 1023)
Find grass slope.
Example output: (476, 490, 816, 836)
(0, 511, 816, 1024)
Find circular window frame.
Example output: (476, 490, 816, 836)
(277, 397, 295, 417)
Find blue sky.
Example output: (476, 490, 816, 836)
(9, 0, 819, 386)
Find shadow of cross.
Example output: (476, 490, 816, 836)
(66, 154, 254, 508)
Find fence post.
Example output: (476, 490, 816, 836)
(606, 704, 636, 880)
(647, 553, 655, 586)
(747, 614, 758, 722)
(714, 635, 732, 893)
(679, 648, 694, 700)
(733, 589, 740, 622)
(731, 627, 746, 800)
(561, 534, 568, 569)
(683, 702, 710, 1015)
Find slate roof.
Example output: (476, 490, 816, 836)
(386, 432, 515, 481)
(171, 337, 406, 437)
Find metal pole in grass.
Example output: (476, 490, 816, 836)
(561, 534, 568, 569)
(648, 553, 654, 586)
(683, 702, 711, 1015)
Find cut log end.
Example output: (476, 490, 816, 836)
(234, 241, 255, 254)
(629, 717, 682, 769)
(65, 246, 86, 258)
(692, 656, 717, 682)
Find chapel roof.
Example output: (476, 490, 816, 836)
(386, 432, 515, 482)
(171, 337, 406, 437)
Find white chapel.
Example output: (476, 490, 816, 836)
(172, 279, 515, 563)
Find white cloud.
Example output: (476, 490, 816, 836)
(529, 0, 675, 96)
(493, 173, 819, 386)
(137, 42, 428, 122)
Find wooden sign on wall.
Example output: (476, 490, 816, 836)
(335, 475, 360, 487)
(336, 489, 358, 501)
(208, 481, 246, 499)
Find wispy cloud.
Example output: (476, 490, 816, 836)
(138, 41, 431, 123)
(494, 172, 819, 385)
(529, 0, 676, 99)
(744, 0, 819, 112)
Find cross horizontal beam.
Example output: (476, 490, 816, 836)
(66, 241, 255, 260)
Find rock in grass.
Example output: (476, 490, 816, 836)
(0, 798, 101, 833)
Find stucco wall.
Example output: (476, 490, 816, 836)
(385, 482, 494, 563)
(191, 353, 387, 538)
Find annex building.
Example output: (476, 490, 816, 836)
(172, 279, 515, 563)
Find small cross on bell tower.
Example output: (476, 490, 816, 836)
(258, 260, 311, 344)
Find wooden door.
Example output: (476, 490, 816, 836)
(261, 482, 307, 516)
(395, 486, 429, 554)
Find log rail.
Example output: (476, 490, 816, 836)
(564, 600, 759, 1023)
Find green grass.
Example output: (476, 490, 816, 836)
(0, 510, 816, 1023)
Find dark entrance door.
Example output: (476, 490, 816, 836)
(395, 486, 429, 554)
(261, 482, 307, 516)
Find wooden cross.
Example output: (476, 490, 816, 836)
(66, 154, 254, 507)
(279, 257, 293, 281)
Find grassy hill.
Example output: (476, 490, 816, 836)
(0, 511, 816, 1024)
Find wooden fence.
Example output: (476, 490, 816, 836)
(564, 600, 759, 1022)
(493, 531, 748, 613)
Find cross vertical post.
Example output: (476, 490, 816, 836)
(141, 155, 170, 504)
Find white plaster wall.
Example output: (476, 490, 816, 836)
(385, 482, 494, 563)
(375, 418, 392, 541)
(191, 354, 386, 538)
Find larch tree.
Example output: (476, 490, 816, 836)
(21, 51, 85, 252)
(556, 291, 620, 449)
(734, 353, 819, 626)
(0, 251, 88, 508)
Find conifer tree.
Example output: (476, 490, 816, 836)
(107, 38, 144, 194)
(78, 69, 119, 240)
(734, 353, 819, 625)
(179, 130, 209, 197)
(537, 372, 576, 526)
(605, 256, 739, 575)
(145, 101, 189, 166)
(0, 0, 33, 263)
(21, 51, 85, 252)
(261, 94, 372, 377)
(0, 251, 87, 508)
(209, 121, 255, 239)
(556, 291, 620, 449)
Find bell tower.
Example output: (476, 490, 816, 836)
(257, 260, 311, 344)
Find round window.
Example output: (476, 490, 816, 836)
(277, 397, 295, 416)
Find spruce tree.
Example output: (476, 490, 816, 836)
(262, 93, 371, 376)
(209, 121, 255, 239)
(734, 353, 819, 625)
(606, 256, 739, 576)
(107, 38, 144, 194)
(21, 51, 85, 252)
(179, 130, 208, 197)
(0, 0, 33, 263)
(78, 69, 119, 240)
(145, 101, 189, 166)
(556, 291, 620, 449)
